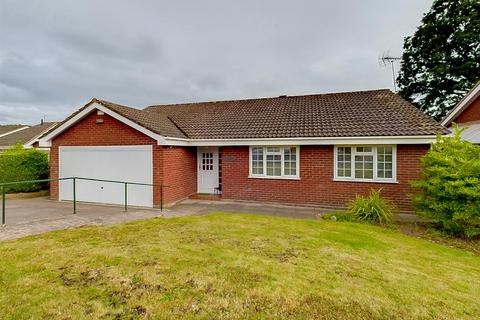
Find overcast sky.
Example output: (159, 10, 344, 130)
(0, 0, 432, 124)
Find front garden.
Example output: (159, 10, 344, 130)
(0, 213, 479, 319)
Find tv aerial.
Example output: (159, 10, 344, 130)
(379, 51, 401, 92)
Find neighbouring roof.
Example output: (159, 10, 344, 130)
(0, 122, 58, 147)
(0, 124, 27, 137)
(442, 82, 480, 126)
(45, 89, 447, 142)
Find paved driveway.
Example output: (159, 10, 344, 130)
(0, 197, 326, 241)
(0, 197, 167, 241)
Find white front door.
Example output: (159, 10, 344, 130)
(197, 147, 219, 193)
(59, 145, 153, 207)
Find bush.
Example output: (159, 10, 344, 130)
(412, 127, 480, 238)
(348, 189, 395, 224)
(0, 144, 50, 193)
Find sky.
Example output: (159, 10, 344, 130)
(0, 0, 433, 125)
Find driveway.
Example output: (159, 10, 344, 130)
(0, 197, 167, 241)
(0, 197, 327, 241)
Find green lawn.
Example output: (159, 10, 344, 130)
(0, 213, 479, 320)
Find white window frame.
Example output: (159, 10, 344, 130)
(249, 146, 300, 179)
(333, 145, 397, 183)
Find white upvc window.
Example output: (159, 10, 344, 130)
(249, 146, 300, 179)
(334, 145, 396, 183)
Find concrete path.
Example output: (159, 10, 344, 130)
(166, 199, 328, 220)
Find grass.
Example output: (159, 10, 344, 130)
(0, 213, 479, 319)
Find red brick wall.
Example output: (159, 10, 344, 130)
(221, 145, 428, 212)
(49, 110, 195, 206)
(455, 97, 480, 124)
(162, 146, 197, 204)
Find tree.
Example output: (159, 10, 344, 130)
(397, 0, 480, 120)
(411, 126, 480, 238)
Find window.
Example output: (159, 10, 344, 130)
(249, 146, 299, 178)
(377, 146, 393, 179)
(251, 147, 264, 175)
(201, 152, 214, 170)
(336, 147, 352, 177)
(334, 145, 396, 182)
(283, 147, 297, 176)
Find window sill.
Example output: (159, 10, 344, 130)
(248, 175, 301, 181)
(333, 178, 398, 184)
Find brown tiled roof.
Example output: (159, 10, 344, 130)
(0, 122, 58, 147)
(0, 125, 27, 136)
(44, 89, 447, 142)
(144, 89, 447, 139)
(94, 99, 188, 138)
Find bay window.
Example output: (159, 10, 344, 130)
(249, 146, 299, 178)
(334, 145, 396, 182)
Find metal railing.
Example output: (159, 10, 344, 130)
(0, 177, 167, 225)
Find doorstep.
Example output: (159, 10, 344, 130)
(189, 193, 222, 201)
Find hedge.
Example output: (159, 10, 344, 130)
(0, 144, 50, 193)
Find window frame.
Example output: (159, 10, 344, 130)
(249, 146, 300, 179)
(333, 145, 397, 183)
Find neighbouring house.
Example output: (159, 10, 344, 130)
(0, 121, 58, 150)
(441, 82, 480, 144)
(39, 89, 447, 212)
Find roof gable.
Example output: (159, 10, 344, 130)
(442, 82, 480, 126)
(39, 100, 185, 147)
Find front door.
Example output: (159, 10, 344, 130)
(197, 147, 219, 193)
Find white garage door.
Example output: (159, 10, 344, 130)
(59, 145, 153, 207)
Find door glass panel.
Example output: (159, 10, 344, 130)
(202, 152, 214, 171)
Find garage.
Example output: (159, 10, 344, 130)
(59, 145, 153, 207)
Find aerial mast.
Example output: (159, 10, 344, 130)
(379, 52, 401, 92)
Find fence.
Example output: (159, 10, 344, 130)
(0, 177, 167, 225)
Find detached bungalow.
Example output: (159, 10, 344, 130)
(39, 89, 446, 211)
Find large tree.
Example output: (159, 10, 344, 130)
(397, 0, 480, 120)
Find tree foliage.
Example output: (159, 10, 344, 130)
(397, 0, 480, 120)
(412, 127, 480, 237)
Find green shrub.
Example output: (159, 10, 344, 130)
(348, 189, 395, 224)
(0, 144, 50, 193)
(412, 126, 480, 238)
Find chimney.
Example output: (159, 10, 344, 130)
(41, 119, 44, 125)
(279, 95, 287, 98)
